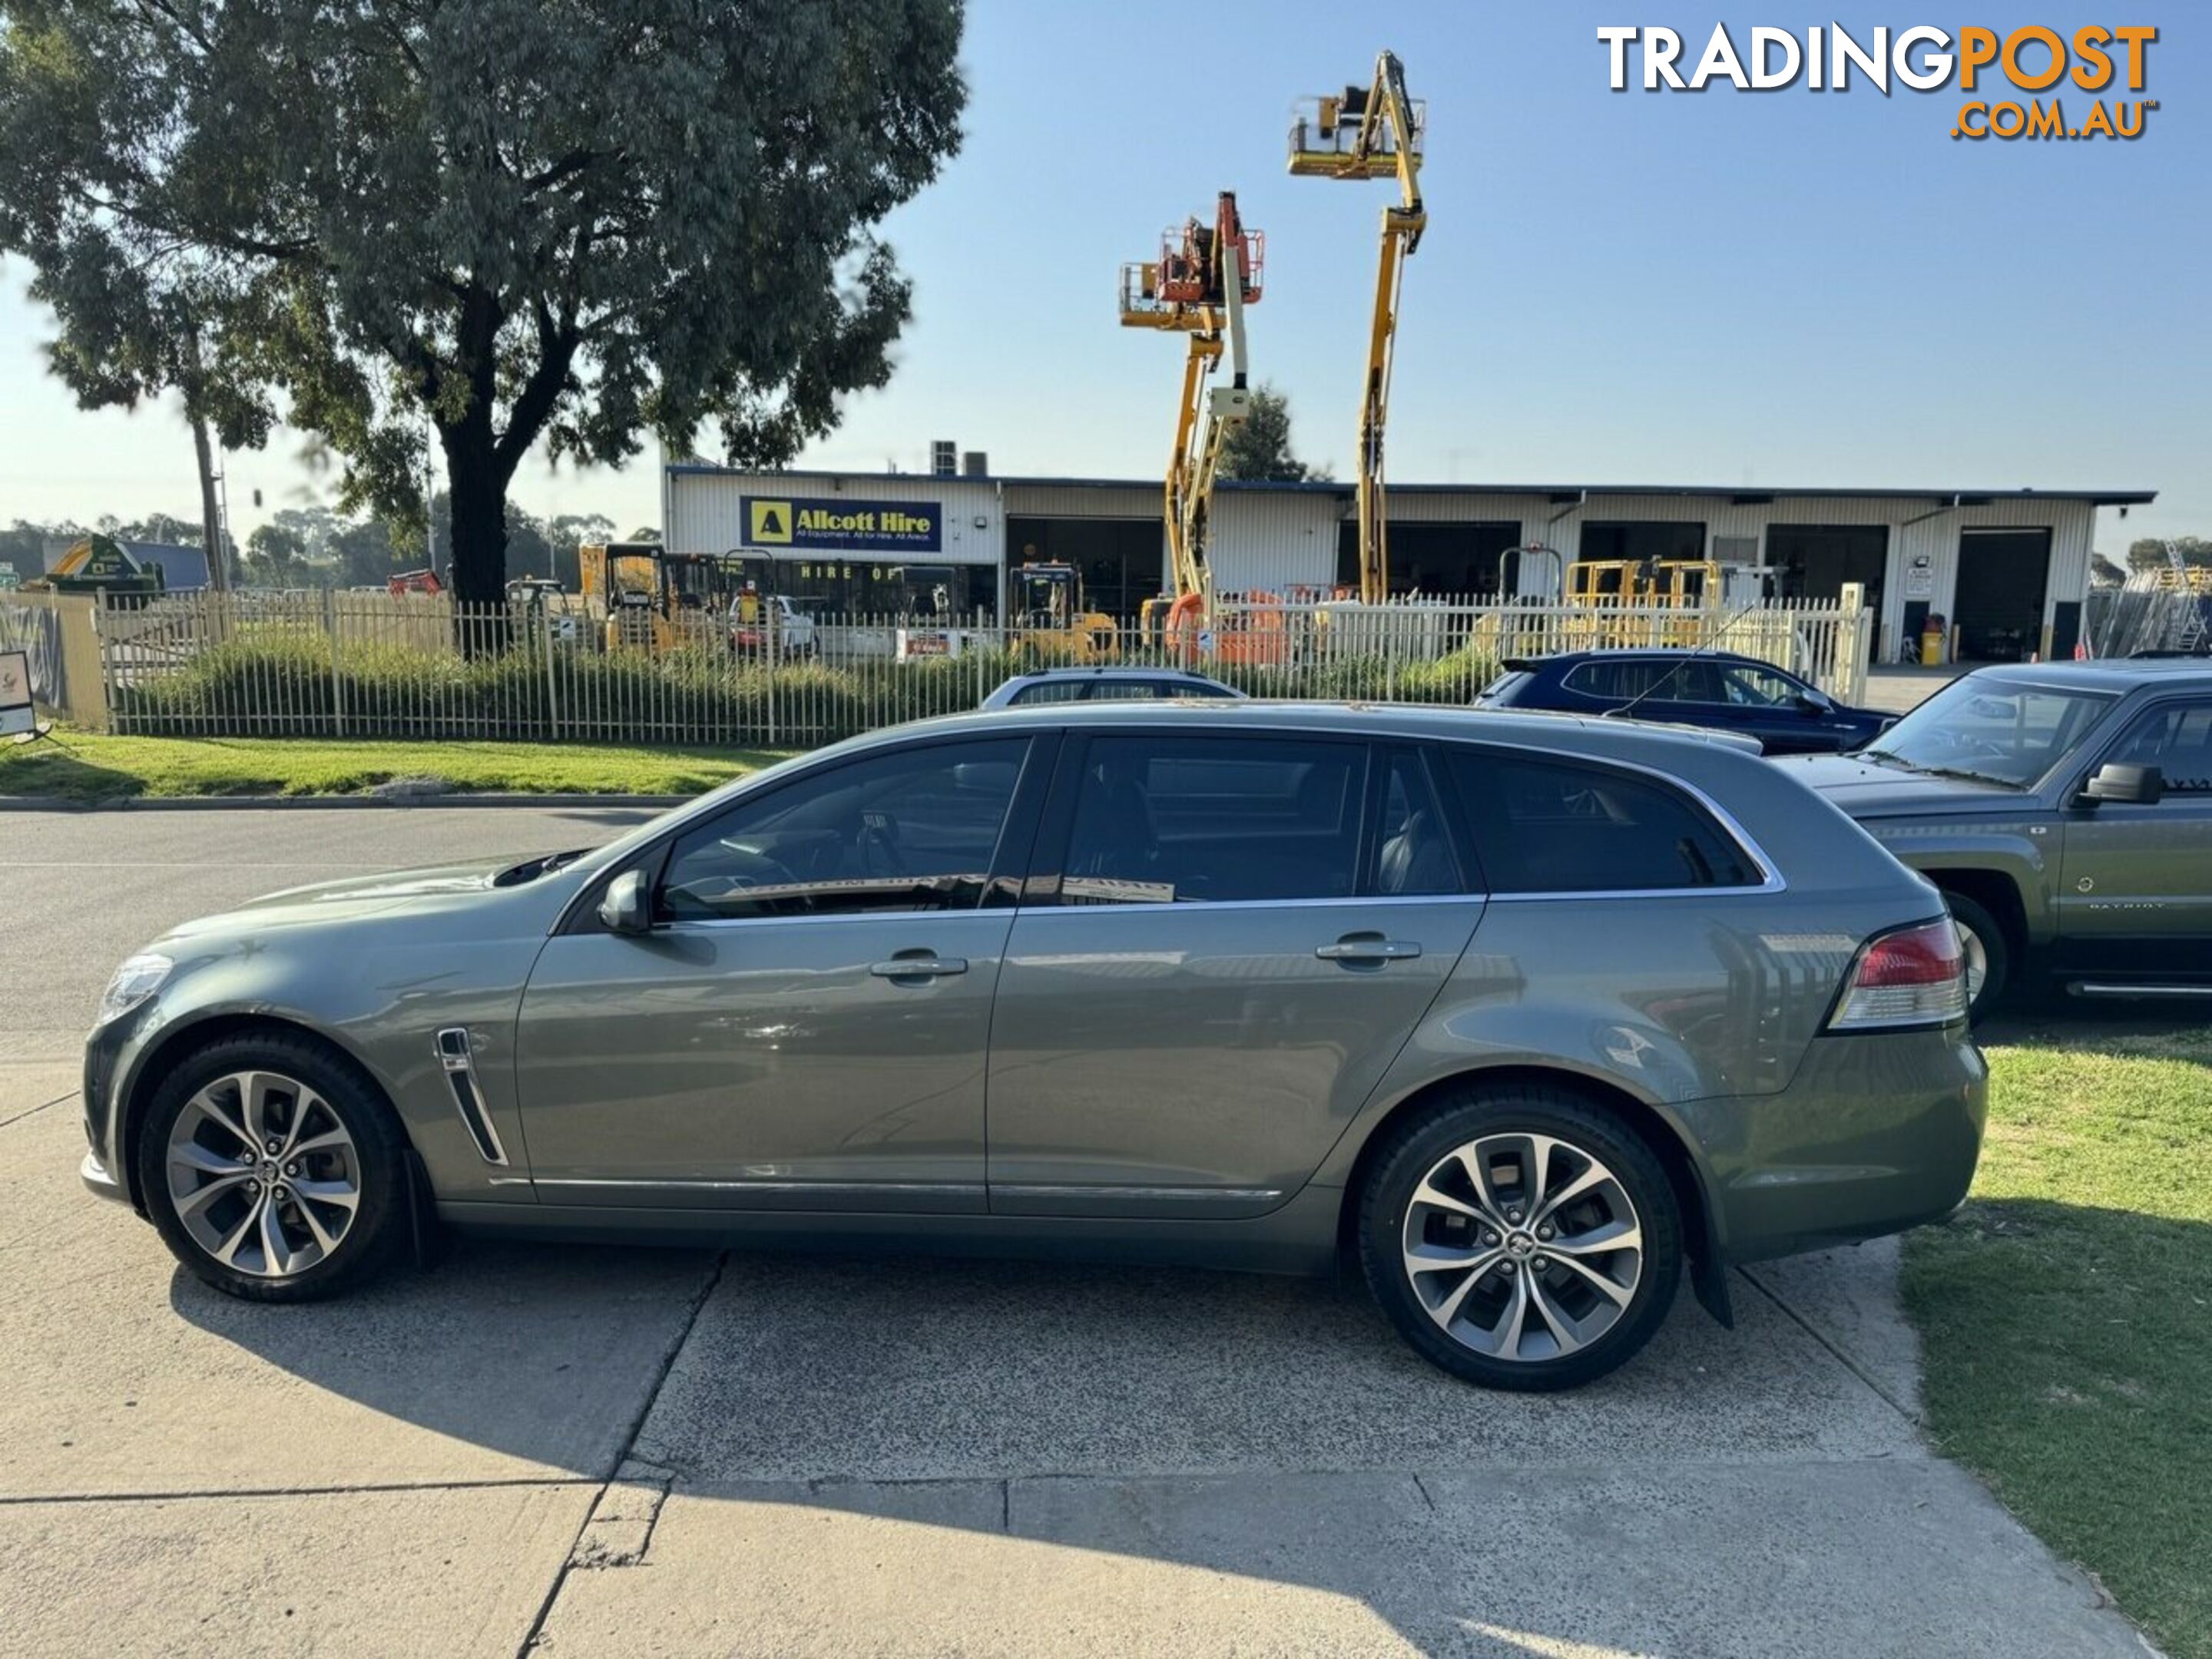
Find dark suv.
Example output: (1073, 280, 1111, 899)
(1475, 650, 1890, 755)
(1775, 658, 2212, 1017)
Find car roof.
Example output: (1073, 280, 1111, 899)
(1505, 648, 1786, 671)
(1956, 658, 2212, 693)
(1007, 665, 1224, 681)
(916, 697, 1767, 755)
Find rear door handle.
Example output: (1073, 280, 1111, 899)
(870, 955, 969, 979)
(1316, 936, 1422, 964)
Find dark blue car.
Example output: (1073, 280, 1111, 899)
(1474, 649, 1891, 755)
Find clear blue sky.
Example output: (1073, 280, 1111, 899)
(2, 2, 2202, 550)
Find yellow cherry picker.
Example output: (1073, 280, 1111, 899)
(1120, 191, 1286, 663)
(1289, 51, 1426, 604)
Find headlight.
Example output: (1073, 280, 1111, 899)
(97, 953, 172, 1025)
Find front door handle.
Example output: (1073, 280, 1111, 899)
(870, 954, 969, 979)
(1316, 935, 1422, 964)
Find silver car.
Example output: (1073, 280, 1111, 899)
(81, 704, 1985, 1390)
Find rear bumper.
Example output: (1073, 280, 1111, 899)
(1681, 1025, 1988, 1263)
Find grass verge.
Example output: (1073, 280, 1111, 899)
(1902, 1023, 2212, 1659)
(0, 730, 794, 802)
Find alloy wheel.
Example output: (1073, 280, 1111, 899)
(164, 1070, 363, 1279)
(1399, 1131, 1644, 1363)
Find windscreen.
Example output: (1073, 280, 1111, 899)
(1862, 677, 2115, 788)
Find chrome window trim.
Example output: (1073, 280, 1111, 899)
(555, 719, 1787, 930)
(646, 905, 1017, 934)
(1008, 893, 1487, 917)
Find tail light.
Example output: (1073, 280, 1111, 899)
(1828, 919, 1967, 1031)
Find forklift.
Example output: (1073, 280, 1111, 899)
(578, 542, 747, 653)
(1009, 562, 1116, 662)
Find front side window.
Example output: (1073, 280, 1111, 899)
(657, 738, 1027, 919)
(1445, 750, 1757, 893)
(2108, 700, 2212, 794)
(1059, 736, 1366, 905)
(1716, 663, 1804, 708)
(1863, 677, 2117, 788)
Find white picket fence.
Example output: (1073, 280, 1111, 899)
(94, 588, 1870, 747)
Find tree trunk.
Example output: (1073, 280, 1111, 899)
(439, 412, 509, 655)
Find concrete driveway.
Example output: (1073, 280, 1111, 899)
(0, 807, 2146, 1657)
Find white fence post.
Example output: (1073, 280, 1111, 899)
(326, 588, 345, 737)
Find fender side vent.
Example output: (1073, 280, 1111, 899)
(435, 1028, 508, 1167)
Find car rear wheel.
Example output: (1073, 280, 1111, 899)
(1359, 1086, 1682, 1392)
(137, 1035, 412, 1303)
(1939, 892, 2009, 1022)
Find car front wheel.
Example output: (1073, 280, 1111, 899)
(1359, 1086, 1681, 1391)
(137, 1035, 412, 1302)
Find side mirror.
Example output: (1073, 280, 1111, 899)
(598, 869, 653, 935)
(2083, 763, 2164, 806)
(1795, 690, 1833, 715)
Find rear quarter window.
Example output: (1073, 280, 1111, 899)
(1444, 749, 1759, 893)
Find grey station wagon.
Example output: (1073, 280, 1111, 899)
(81, 704, 1985, 1390)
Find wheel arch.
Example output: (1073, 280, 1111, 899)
(1333, 1064, 1727, 1317)
(1920, 867, 2028, 958)
(118, 1012, 402, 1214)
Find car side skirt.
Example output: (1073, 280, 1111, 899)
(436, 1186, 1345, 1278)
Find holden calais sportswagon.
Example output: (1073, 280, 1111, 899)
(81, 704, 1985, 1391)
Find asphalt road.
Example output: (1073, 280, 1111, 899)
(0, 807, 2147, 1657)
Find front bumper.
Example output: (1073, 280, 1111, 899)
(81, 1147, 127, 1204)
(1681, 1024, 1988, 1263)
(79, 1008, 144, 1211)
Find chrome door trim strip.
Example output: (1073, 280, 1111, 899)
(989, 1184, 1286, 1205)
(531, 1177, 985, 1196)
(434, 1027, 508, 1167)
(2070, 982, 2212, 998)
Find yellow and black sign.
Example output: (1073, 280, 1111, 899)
(748, 500, 794, 545)
(740, 495, 942, 554)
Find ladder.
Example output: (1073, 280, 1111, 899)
(2168, 543, 2208, 653)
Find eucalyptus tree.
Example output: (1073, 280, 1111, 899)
(0, 1, 966, 607)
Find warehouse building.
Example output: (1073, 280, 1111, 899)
(663, 459, 2154, 664)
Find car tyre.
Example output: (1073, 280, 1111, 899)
(1939, 892, 2009, 1022)
(1359, 1084, 1682, 1392)
(137, 1034, 413, 1303)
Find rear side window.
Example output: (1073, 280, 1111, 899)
(1563, 661, 1720, 703)
(1008, 679, 1088, 705)
(1444, 750, 1757, 893)
(1085, 680, 1168, 700)
(1058, 735, 1366, 904)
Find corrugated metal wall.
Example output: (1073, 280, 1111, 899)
(1210, 492, 1343, 592)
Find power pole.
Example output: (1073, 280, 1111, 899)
(190, 409, 230, 592)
